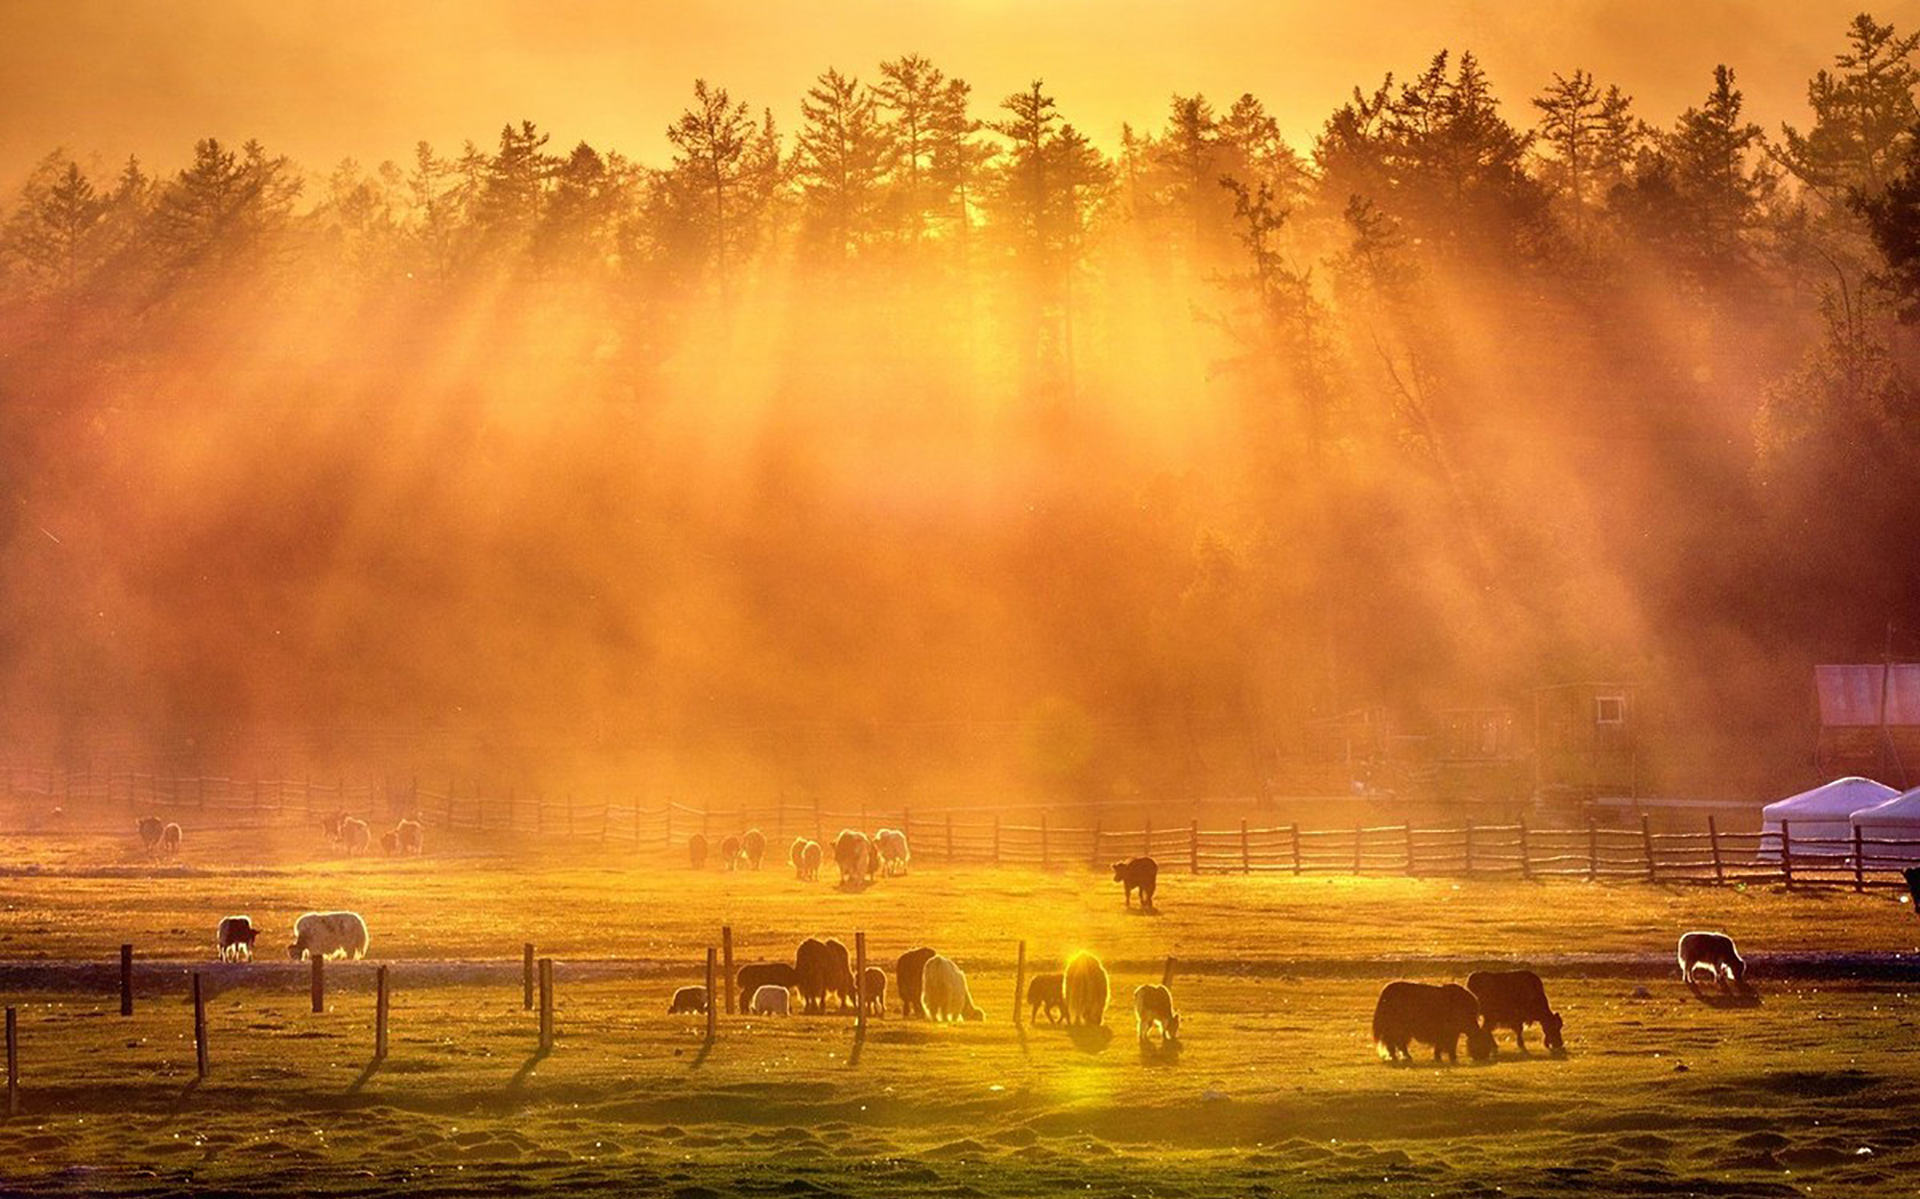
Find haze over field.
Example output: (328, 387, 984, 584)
(4, 3, 1920, 803)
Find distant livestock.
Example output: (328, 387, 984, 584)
(1467, 969, 1564, 1052)
(288, 911, 371, 962)
(159, 822, 182, 855)
(1678, 931, 1747, 992)
(875, 828, 910, 876)
(859, 966, 888, 1015)
(1113, 857, 1158, 910)
(719, 835, 743, 871)
(379, 830, 399, 855)
(395, 818, 424, 855)
(896, 946, 938, 1018)
(742, 828, 766, 870)
(802, 840, 823, 881)
(1133, 983, 1180, 1045)
(668, 985, 708, 1014)
(749, 984, 792, 1016)
(1372, 981, 1495, 1064)
(735, 962, 800, 1013)
(791, 837, 818, 879)
(1026, 971, 1066, 1023)
(834, 829, 873, 888)
(688, 834, 709, 870)
(795, 937, 857, 1013)
(340, 817, 371, 856)
(136, 816, 165, 853)
(922, 954, 984, 1021)
(216, 915, 260, 963)
(320, 810, 347, 842)
(1063, 951, 1110, 1026)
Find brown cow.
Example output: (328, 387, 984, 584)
(742, 828, 767, 870)
(795, 937, 856, 1014)
(859, 966, 888, 1015)
(1371, 981, 1495, 1064)
(1112, 857, 1158, 910)
(1026, 971, 1066, 1024)
(735, 962, 799, 1013)
(1467, 969, 1564, 1053)
(687, 834, 709, 870)
(896, 946, 938, 1018)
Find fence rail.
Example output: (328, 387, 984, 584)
(8, 767, 1920, 891)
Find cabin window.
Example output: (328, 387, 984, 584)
(1594, 695, 1627, 725)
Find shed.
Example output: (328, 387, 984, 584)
(1760, 776, 1897, 859)
(1533, 682, 1640, 799)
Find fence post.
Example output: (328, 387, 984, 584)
(1708, 815, 1725, 884)
(1161, 956, 1175, 989)
(1241, 819, 1251, 873)
(1290, 823, 1302, 875)
(993, 815, 1001, 865)
(1144, 818, 1153, 858)
(1040, 814, 1049, 870)
(1587, 820, 1598, 881)
(5, 1006, 16, 1116)
(1404, 824, 1415, 875)
(120, 944, 133, 1016)
(538, 959, 554, 1051)
(722, 927, 735, 1015)
(704, 947, 717, 1044)
(1782, 820, 1795, 889)
(1854, 824, 1866, 892)
(311, 956, 325, 1014)
(1191, 820, 1200, 874)
(1464, 821, 1475, 876)
(192, 972, 208, 1078)
(1640, 814, 1656, 883)
(1518, 818, 1532, 881)
(1353, 824, 1363, 874)
(523, 943, 535, 1010)
(1013, 940, 1026, 1028)
(946, 813, 954, 862)
(375, 966, 390, 1060)
(854, 931, 867, 1033)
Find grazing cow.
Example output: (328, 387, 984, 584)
(395, 818, 424, 855)
(1113, 857, 1158, 910)
(216, 915, 260, 963)
(875, 828, 911, 876)
(922, 954, 984, 1021)
(742, 828, 766, 870)
(859, 966, 888, 1015)
(136, 816, 165, 854)
(834, 829, 873, 887)
(1133, 984, 1180, 1045)
(735, 961, 801, 1013)
(792, 937, 857, 1014)
(1371, 981, 1495, 1064)
(159, 822, 182, 855)
(320, 809, 347, 843)
(1678, 931, 1747, 992)
(668, 985, 708, 1014)
(287, 911, 371, 962)
(802, 839, 823, 881)
(1064, 951, 1110, 1026)
(340, 817, 371, 856)
(750, 984, 792, 1016)
(1027, 971, 1066, 1024)
(1467, 969, 1564, 1052)
(896, 946, 938, 1018)
(380, 830, 399, 855)
(719, 834, 743, 871)
(688, 833, 709, 870)
(791, 837, 811, 878)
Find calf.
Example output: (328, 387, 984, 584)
(1467, 969, 1564, 1052)
(1371, 981, 1494, 1064)
(749, 985, 791, 1016)
(1027, 971, 1066, 1024)
(668, 985, 708, 1014)
(687, 833, 709, 870)
(1678, 931, 1747, 992)
(1133, 983, 1180, 1045)
(1112, 857, 1158, 910)
(159, 822, 182, 855)
(735, 961, 800, 1013)
(742, 828, 766, 870)
(216, 915, 260, 963)
(790, 836, 810, 878)
(719, 835, 743, 871)
(896, 946, 938, 1018)
(859, 966, 888, 1015)
(802, 839, 823, 880)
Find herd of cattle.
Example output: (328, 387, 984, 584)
(134, 812, 424, 858)
(685, 826, 912, 885)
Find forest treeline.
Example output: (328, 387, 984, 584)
(3, 17, 1919, 798)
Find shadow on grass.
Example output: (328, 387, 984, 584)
(1068, 1025, 1114, 1055)
(346, 1053, 385, 1095)
(847, 1023, 866, 1068)
(508, 1045, 552, 1092)
(1138, 1036, 1184, 1066)
(1694, 986, 1764, 1010)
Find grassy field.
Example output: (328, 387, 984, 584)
(1, 829, 1918, 1196)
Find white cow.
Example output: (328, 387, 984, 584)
(287, 911, 371, 961)
(875, 828, 910, 876)
(749, 984, 792, 1016)
(922, 954, 984, 1022)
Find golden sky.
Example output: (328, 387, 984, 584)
(4, 0, 1916, 184)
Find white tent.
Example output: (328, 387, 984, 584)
(1850, 787, 1920, 865)
(1759, 776, 1897, 858)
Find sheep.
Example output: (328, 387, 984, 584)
(1678, 931, 1748, 992)
(735, 962, 801, 1013)
(688, 833, 709, 870)
(158, 822, 182, 856)
(742, 828, 766, 870)
(1467, 969, 1564, 1052)
(380, 829, 399, 855)
(922, 954, 984, 1022)
(1063, 951, 1110, 1026)
(136, 816, 165, 853)
(340, 816, 370, 856)
(287, 911, 371, 962)
(1371, 981, 1495, 1064)
(719, 834, 743, 871)
(834, 829, 873, 888)
(1113, 857, 1158, 910)
(749, 984, 792, 1016)
(1133, 983, 1180, 1045)
(896, 946, 938, 1018)
(802, 839, 823, 881)
(1026, 971, 1066, 1024)
(875, 828, 910, 876)
(859, 966, 888, 1015)
(395, 818, 424, 855)
(216, 915, 259, 963)
(795, 937, 857, 1014)
(668, 985, 708, 1014)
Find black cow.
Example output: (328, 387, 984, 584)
(1466, 969, 1564, 1053)
(1112, 857, 1158, 910)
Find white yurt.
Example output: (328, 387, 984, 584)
(1850, 787, 1920, 865)
(1759, 776, 1898, 858)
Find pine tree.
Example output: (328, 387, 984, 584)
(1776, 15, 1920, 199)
(662, 79, 772, 289)
(2, 154, 107, 294)
(151, 136, 300, 275)
(1666, 65, 1774, 263)
(794, 68, 890, 259)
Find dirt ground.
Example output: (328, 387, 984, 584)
(0, 829, 1917, 1196)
